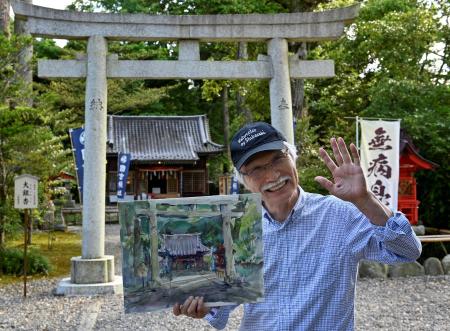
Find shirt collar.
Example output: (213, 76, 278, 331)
(262, 186, 305, 227)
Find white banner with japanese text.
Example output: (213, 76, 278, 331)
(360, 120, 400, 210)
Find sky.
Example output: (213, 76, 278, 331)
(33, 0, 74, 10)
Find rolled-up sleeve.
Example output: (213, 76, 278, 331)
(204, 305, 237, 330)
(365, 212, 422, 263)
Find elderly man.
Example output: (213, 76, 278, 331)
(173, 122, 421, 330)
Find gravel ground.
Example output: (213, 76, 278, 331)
(1, 225, 449, 331)
(1, 276, 449, 330)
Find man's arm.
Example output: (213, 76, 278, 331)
(352, 189, 393, 226)
(315, 137, 421, 261)
(315, 137, 393, 225)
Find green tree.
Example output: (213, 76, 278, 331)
(0, 106, 70, 245)
(0, 34, 33, 106)
(308, 0, 449, 227)
(67, 0, 288, 176)
(52, 0, 448, 229)
(0, 33, 72, 246)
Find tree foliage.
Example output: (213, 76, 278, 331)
(3, 0, 446, 230)
(62, 0, 449, 228)
(0, 34, 32, 106)
(0, 34, 72, 246)
(0, 105, 71, 241)
(310, 0, 449, 227)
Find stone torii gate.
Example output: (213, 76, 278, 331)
(12, 1, 358, 295)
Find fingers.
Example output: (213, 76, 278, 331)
(186, 297, 198, 316)
(180, 296, 194, 315)
(314, 176, 334, 193)
(350, 143, 360, 166)
(175, 296, 208, 319)
(173, 302, 181, 316)
(324, 138, 358, 167)
(197, 296, 206, 315)
(318, 147, 337, 173)
(337, 137, 352, 164)
(330, 138, 344, 166)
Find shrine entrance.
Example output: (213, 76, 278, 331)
(12, 0, 359, 293)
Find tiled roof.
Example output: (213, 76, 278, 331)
(400, 129, 438, 169)
(160, 233, 210, 256)
(107, 115, 223, 161)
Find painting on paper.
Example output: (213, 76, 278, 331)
(118, 193, 263, 313)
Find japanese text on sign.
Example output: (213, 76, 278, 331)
(360, 120, 400, 209)
(14, 175, 39, 209)
(117, 153, 131, 199)
(367, 128, 393, 205)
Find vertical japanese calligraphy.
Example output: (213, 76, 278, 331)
(368, 127, 392, 150)
(69, 127, 85, 202)
(360, 120, 400, 209)
(117, 153, 131, 199)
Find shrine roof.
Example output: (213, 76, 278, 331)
(160, 233, 210, 256)
(107, 115, 223, 161)
(400, 130, 438, 170)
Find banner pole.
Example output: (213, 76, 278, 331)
(356, 116, 359, 150)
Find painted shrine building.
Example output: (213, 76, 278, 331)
(106, 115, 223, 202)
(159, 233, 210, 270)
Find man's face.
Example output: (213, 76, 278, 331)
(240, 149, 298, 209)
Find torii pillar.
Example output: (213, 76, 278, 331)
(268, 38, 294, 143)
(11, 0, 359, 295)
(65, 35, 119, 294)
(63, 36, 121, 295)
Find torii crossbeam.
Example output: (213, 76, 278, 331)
(11, 0, 359, 295)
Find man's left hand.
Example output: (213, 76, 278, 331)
(315, 137, 369, 205)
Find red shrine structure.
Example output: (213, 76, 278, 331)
(398, 131, 437, 225)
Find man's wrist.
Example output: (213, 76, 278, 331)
(352, 190, 372, 210)
(354, 190, 393, 225)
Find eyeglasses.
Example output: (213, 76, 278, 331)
(240, 150, 290, 179)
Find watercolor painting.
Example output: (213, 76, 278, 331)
(118, 193, 263, 313)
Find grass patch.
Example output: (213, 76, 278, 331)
(0, 231, 81, 286)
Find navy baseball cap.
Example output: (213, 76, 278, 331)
(231, 122, 287, 170)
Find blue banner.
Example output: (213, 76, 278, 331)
(117, 153, 131, 199)
(69, 127, 85, 202)
(230, 175, 239, 195)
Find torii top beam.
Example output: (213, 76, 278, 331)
(12, 1, 359, 42)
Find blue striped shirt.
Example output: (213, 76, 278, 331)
(204, 187, 421, 330)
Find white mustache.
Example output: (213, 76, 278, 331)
(261, 176, 290, 191)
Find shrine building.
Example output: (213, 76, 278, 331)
(398, 130, 438, 225)
(106, 114, 223, 203)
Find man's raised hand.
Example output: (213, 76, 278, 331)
(315, 137, 369, 205)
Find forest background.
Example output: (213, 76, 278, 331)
(0, 0, 449, 248)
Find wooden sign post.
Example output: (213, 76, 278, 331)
(14, 174, 39, 298)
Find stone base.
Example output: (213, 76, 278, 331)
(71, 255, 115, 284)
(55, 276, 123, 296)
